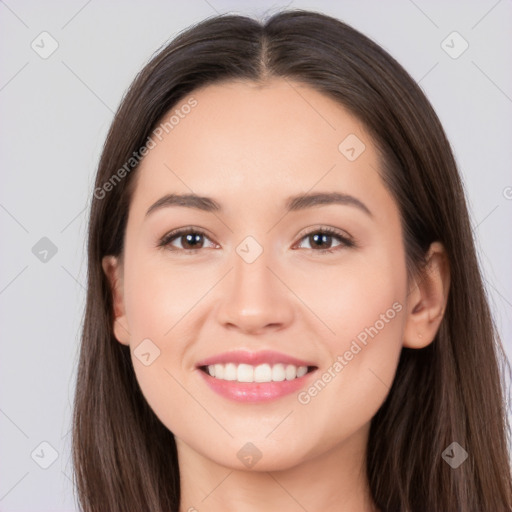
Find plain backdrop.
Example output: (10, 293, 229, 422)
(1, 1, 511, 510)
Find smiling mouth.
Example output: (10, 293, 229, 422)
(199, 363, 317, 383)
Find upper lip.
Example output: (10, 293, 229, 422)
(196, 350, 316, 368)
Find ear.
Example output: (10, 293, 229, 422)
(102, 255, 130, 346)
(403, 241, 450, 349)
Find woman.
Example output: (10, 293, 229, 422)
(72, 10, 512, 511)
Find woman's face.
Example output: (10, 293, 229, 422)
(105, 78, 410, 471)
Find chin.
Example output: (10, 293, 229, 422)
(201, 438, 312, 473)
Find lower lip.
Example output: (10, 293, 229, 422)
(197, 368, 315, 402)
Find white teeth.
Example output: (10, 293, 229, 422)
(297, 366, 308, 377)
(285, 364, 297, 380)
(204, 363, 310, 383)
(214, 363, 223, 379)
(224, 363, 237, 381)
(272, 363, 286, 382)
(237, 364, 254, 382)
(254, 363, 272, 382)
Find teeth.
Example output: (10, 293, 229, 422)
(224, 363, 237, 381)
(297, 366, 308, 378)
(214, 364, 223, 379)
(285, 364, 297, 380)
(272, 363, 285, 382)
(254, 363, 272, 382)
(205, 363, 310, 383)
(237, 364, 253, 382)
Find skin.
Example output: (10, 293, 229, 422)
(103, 78, 450, 512)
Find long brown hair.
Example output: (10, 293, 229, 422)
(72, 10, 512, 511)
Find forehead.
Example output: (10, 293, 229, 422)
(130, 78, 389, 220)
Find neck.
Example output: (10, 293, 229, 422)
(177, 423, 378, 512)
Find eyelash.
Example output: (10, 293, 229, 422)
(157, 226, 356, 255)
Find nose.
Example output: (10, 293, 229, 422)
(215, 243, 295, 335)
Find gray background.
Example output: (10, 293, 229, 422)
(1, 0, 511, 510)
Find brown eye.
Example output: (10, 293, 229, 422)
(296, 228, 354, 253)
(159, 229, 216, 252)
(178, 233, 205, 250)
(306, 232, 338, 250)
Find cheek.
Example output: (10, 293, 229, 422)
(123, 252, 202, 339)
(121, 253, 212, 432)
(289, 247, 407, 445)
(325, 244, 406, 385)
(292, 242, 406, 345)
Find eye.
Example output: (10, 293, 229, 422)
(294, 227, 355, 254)
(158, 227, 217, 252)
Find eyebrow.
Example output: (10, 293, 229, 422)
(145, 191, 372, 217)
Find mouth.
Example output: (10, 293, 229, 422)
(195, 350, 318, 402)
(198, 363, 317, 383)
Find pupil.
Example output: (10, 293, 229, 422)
(312, 233, 331, 248)
(185, 233, 202, 248)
